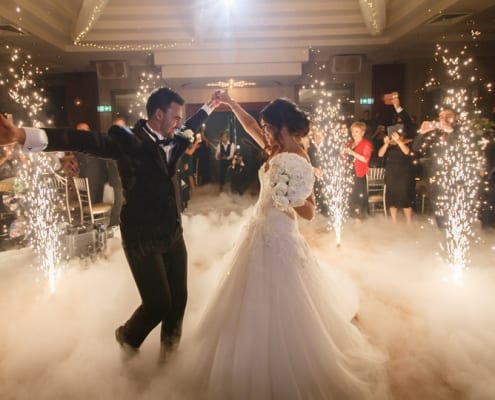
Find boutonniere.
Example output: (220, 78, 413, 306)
(175, 127, 195, 143)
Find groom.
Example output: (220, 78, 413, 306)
(0, 88, 221, 356)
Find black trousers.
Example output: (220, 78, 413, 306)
(121, 234, 188, 349)
(219, 159, 230, 189)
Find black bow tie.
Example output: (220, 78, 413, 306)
(156, 138, 173, 146)
(147, 129, 173, 146)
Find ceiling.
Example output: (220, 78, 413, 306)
(1, 0, 494, 88)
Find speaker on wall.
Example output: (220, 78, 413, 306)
(95, 61, 128, 79)
(331, 55, 362, 74)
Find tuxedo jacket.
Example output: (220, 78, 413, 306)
(44, 109, 208, 251)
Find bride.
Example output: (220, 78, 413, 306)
(170, 93, 388, 399)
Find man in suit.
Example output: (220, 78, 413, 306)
(0, 88, 221, 357)
(215, 130, 235, 191)
(307, 129, 329, 216)
(413, 106, 459, 228)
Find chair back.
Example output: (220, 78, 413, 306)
(366, 167, 387, 216)
(45, 173, 74, 224)
(72, 176, 112, 226)
(72, 176, 94, 225)
(366, 167, 385, 190)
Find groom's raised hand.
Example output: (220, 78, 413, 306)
(0, 114, 25, 145)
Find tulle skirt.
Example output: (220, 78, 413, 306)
(169, 209, 388, 399)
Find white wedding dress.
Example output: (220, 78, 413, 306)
(173, 153, 388, 400)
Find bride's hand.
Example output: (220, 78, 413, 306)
(218, 90, 234, 106)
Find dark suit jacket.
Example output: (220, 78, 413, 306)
(44, 109, 209, 251)
(307, 142, 322, 169)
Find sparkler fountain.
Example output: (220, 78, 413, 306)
(311, 85, 353, 246)
(424, 32, 490, 283)
(1, 46, 63, 292)
(18, 161, 64, 292)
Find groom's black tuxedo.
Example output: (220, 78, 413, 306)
(44, 107, 209, 348)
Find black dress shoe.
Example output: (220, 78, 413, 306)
(115, 326, 138, 352)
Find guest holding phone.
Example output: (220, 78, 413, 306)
(379, 93, 417, 223)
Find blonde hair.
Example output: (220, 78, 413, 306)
(350, 121, 366, 132)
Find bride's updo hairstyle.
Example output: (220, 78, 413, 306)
(260, 98, 311, 156)
(260, 98, 310, 137)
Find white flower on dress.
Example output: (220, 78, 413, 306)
(269, 153, 315, 211)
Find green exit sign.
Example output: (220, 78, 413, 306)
(97, 105, 112, 113)
(359, 97, 374, 105)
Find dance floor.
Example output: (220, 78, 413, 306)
(0, 187, 494, 399)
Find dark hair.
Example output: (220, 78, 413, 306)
(146, 87, 185, 118)
(260, 98, 311, 138)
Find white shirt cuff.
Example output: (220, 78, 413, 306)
(394, 106, 403, 114)
(23, 127, 48, 152)
(201, 103, 213, 115)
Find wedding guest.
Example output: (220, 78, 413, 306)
(378, 131, 415, 224)
(215, 130, 235, 191)
(413, 106, 459, 228)
(181, 134, 201, 196)
(378, 94, 416, 223)
(344, 122, 373, 219)
(307, 129, 329, 216)
(229, 151, 247, 195)
(193, 124, 213, 186)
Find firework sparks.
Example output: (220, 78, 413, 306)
(311, 86, 353, 246)
(424, 32, 489, 283)
(0, 46, 49, 127)
(17, 155, 65, 293)
(1, 46, 64, 292)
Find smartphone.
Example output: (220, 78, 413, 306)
(387, 124, 404, 137)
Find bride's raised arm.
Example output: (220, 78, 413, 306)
(218, 91, 265, 149)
